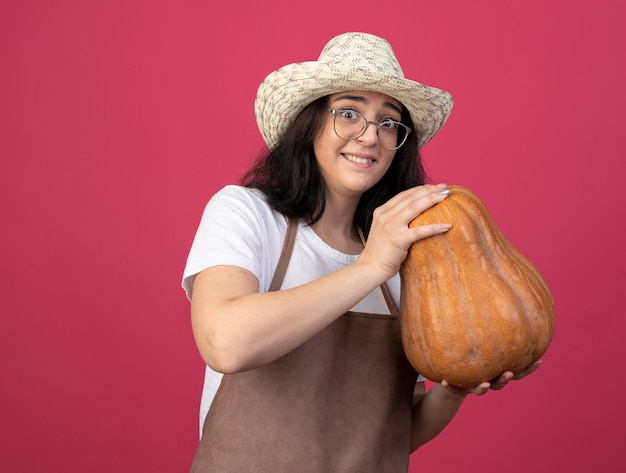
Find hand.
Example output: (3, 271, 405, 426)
(440, 360, 543, 397)
(359, 183, 452, 279)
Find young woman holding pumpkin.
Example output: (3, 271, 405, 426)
(182, 32, 541, 472)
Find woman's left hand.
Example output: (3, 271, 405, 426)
(440, 360, 543, 397)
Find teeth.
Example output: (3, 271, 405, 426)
(345, 154, 373, 164)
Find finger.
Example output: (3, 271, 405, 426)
(381, 184, 449, 221)
(442, 380, 490, 396)
(512, 360, 542, 381)
(368, 187, 451, 250)
(408, 222, 453, 243)
(471, 382, 491, 396)
(401, 185, 450, 222)
(489, 372, 514, 391)
(386, 183, 447, 207)
(440, 380, 466, 395)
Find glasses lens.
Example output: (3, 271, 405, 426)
(333, 110, 368, 140)
(378, 121, 409, 151)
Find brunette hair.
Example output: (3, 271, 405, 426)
(242, 96, 429, 237)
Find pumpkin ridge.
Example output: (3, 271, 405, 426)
(453, 215, 494, 383)
(457, 200, 518, 383)
(474, 191, 550, 374)
(401, 245, 447, 381)
(481, 219, 555, 361)
(405, 190, 487, 384)
(464, 195, 535, 375)
(420, 247, 446, 381)
(434, 227, 473, 384)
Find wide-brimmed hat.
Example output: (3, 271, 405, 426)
(255, 32, 453, 150)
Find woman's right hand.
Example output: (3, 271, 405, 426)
(358, 183, 452, 280)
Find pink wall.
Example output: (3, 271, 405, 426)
(1, 1, 624, 471)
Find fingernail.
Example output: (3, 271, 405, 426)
(439, 188, 450, 195)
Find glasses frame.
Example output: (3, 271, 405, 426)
(323, 107, 412, 151)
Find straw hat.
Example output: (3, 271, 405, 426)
(255, 32, 453, 150)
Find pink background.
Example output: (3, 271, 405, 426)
(2, 1, 625, 471)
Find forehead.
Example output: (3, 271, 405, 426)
(328, 90, 403, 112)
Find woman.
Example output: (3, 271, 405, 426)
(182, 32, 539, 472)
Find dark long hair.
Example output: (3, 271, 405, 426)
(242, 96, 429, 237)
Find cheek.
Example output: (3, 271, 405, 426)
(314, 120, 334, 144)
(380, 150, 397, 171)
(313, 122, 339, 159)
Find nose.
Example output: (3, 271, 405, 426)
(357, 120, 380, 146)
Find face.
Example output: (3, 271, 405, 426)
(313, 90, 402, 200)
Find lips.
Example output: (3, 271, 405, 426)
(343, 153, 375, 165)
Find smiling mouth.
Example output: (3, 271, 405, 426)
(344, 153, 375, 165)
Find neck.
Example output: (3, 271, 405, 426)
(310, 193, 363, 254)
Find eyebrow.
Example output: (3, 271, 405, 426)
(331, 94, 403, 116)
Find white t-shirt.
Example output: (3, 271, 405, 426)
(182, 185, 412, 437)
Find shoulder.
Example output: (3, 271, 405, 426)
(182, 186, 288, 298)
(207, 185, 270, 213)
(202, 185, 298, 254)
(200, 185, 282, 229)
(213, 184, 265, 201)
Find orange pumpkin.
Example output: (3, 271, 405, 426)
(400, 185, 554, 388)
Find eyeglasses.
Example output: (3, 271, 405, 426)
(323, 107, 411, 151)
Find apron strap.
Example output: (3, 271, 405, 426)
(357, 226, 400, 317)
(380, 281, 400, 317)
(268, 218, 298, 292)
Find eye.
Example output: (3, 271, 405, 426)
(379, 118, 400, 130)
(338, 109, 361, 121)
